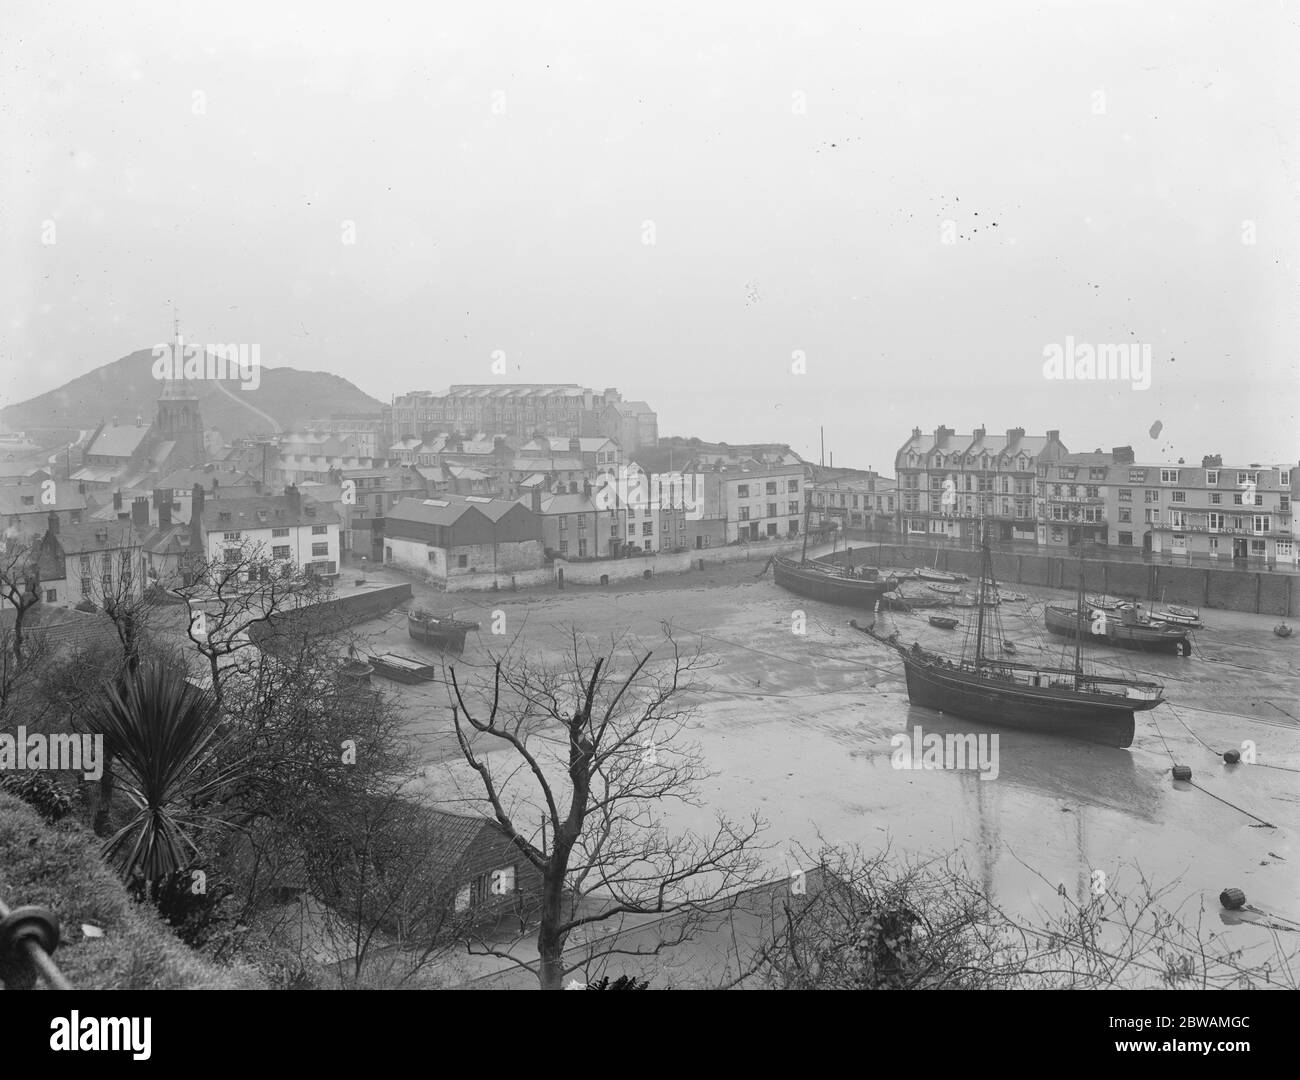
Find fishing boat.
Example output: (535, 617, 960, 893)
(769, 500, 898, 610)
(1045, 601, 1191, 654)
(368, 652, 440, 684)
(1276, 623, 1293, 639)
(857, 523, 1164, 748)
(408, 608, 481, 653)
(929, 615, 959, 630)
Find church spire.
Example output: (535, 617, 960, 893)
(160, 311, 197, 401)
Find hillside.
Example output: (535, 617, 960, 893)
(1, 348, 385, 439)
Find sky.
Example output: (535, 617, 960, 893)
(2, 0, 1298, 473)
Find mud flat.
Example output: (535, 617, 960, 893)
(356, 563, 1299, 959)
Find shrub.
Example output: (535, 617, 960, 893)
(0, 772, 74, 823)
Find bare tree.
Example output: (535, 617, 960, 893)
(448, 626, 767, 990)
(173, 539, 333, 706)
(0, 536, 43, 673)
(738, 841, 1299, 990)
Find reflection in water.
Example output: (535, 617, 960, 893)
(903, 704, 1152, 820)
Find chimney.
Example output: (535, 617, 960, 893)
(934, 425, 954, 441)
(47, 509, 59, 536)
(1201, 453, 1223, 468)
(531, 485, 542, 512)
(155, 488, 173, 530)
(135, 413, 143, 427)
(1006, 427, 1025, 442)
(131, 496, 150, 528)
(1046, 430, 1060, 442)
(253, 479, 263, 494)
(112, 490, 123, 512)
(212, 477, 219, 491)
(286, 483, 301, 516)
(190, 484, 206, 553)
(1113, 446, 1135, 465)
(911, 427, 922, 438)
(973, 426, 986, 440)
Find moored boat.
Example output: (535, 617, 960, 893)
(772, 553, 897, 610)
(368, 652, 440, 684)
(914, 567, 968, 583)
(1150, 605, 1203, 629)
(929, 615, 959, 629)
(856, 523, 1165, 748)
(1045, 603, 1191, 654)
(927, 583, 961, 595)
(408, 608, 480, 653)
(1276, 623, 1293, 638)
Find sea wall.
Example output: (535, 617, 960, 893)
(824, 543, 1297, 617)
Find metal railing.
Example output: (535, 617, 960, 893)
(0, 898, 71, 989)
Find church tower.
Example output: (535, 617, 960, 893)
(156, 316, 207, 466)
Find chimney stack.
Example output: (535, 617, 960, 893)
(530, 485, 542, 513)
(286, 483, 301, 516)
(1113, 446, 1135, 465)
(131, 496, 150, 528)
(154, 489, 173, 530)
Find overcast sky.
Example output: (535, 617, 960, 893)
(2, 0, 1297, 472)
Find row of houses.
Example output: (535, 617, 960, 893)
(869, 425, 1296, 566)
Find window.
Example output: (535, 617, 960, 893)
(1233, 493, 1243, 505)
(1210, 493, 1221, 504)
(558, 540, 568, 554)
(737, 484, 749, 498)
(272, 527, 289, 538)
(577, 517, 587, 533)
(642, 522, 653, 536)
(766, 522, 778, 536)
(223, 531, 241, 541)
(578, 539, 588, 556)
(557, 515, 568, 531)
(1206, 470, 1219, 485)
(272, 545, 290, 559)
(45, 589, 57, 603)
(312, 524, 327, 535)
(1118, 508, 1131, 523)
(1145, 490, 1158, 503)
(1128, 470, 1146, 483)
(1170, 510, 1187, 528)
(1118, 488, 1131, 502)
(1052, 485, 1062, 497)
(1254, 515, 1272, 533)
(1208, 513, 1225, 531)
(1160, 469, 1179, 483)
(1118, 531, 1133, 546)
(788, 479, 799, 492)
(766, 503, 777, 518)
(788, 501, 800, 515)
(765, 482, 777, 495)
(457, 554, 468, 568)
(1251, 539, 1266, 556)
(1281, 495, 1291, 512)
(643, 540, 652, 551)
(312, 542, 328, 556)
(1171, 491, 1186, 502)
(224, 548, 241, 564)
(1086, 486, 1099, 499)
(738, 507, 750, 521)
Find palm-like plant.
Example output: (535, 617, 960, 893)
(88, 662, 241, 888)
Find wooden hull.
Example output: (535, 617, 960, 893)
(897, 652, 1137, 748)
(1045, 605, 1190, 654)
(773, 557, 892, 610)
(408, 614, 478, 653)
(368, 654, 439, 684)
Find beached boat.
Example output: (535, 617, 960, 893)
(1045, 602, 1191, 654)
(927, 583, 961, 595)
(914, 567, 968, 583)
(1275, 623, 1293, 638)
(1150, 605, 1203, 629)
(1001, 641, 1017, 655)
(853, 524, 1165, 749)
(408, 608, 480, 653)
(997, 590, 1027, 602)
(368, 652, 440, 684)
(1085, 594, 1124, 611)
(929, 615, 959, 629)
(771, 554, 897, 610)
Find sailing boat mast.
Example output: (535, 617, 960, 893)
(800, 469, 812, 564)
(1074, 544, 1085, 675)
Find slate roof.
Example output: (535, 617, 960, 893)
(201, 494, 341, 530)
(388, 493, 526, 526)
(0, 485, 87, 516)
(1, 608, 122, 657)
(86, 423, 152, 459)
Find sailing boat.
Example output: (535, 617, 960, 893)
(771, 479, 899, 610)
(860, 520, 1164, 748)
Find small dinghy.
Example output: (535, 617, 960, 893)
(998, 590, 1027, 602)
(1275, 623, 1293, 638)
(928, 583, 962, 595)
(1086, 594, 1123, 611)
(1001, 640, 1017, 655)
(929, 615, 959, 630)
(1151, 606, 1203, 629)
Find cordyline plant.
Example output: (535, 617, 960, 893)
(88, 662, 243, 892)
